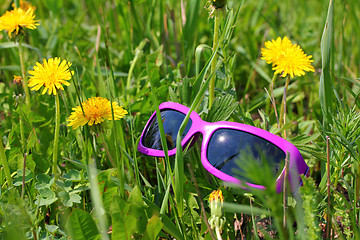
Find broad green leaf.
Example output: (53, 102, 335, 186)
(56, 179, 73, 192)
(35, 187, 58, 206)
(65, 208, 100, 240)
(13, 169, 34, 186)
(59, 191, 81, 207)
(143, 215, 163, 240)
(63, 169, 81, 182)
(45, 225, 59, 233)
(160, 214, 184, 240)
(111, 195, 146, 239)
(128, 185, 145, 206)
(35, 174, 54, 189)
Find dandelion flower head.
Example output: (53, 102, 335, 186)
(28, 57, 74, 95)
(261, 37, 293, 66)
(261, 36, 315, 78)
(0, 7, 39, 38)
(67, 97, 128, 130)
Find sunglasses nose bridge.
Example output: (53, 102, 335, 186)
(198, 122, 219, 140)
(190, 115, 212, 135)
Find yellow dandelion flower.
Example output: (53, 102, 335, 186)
(261, 36, 315, 78)
(28, 57, 74, 95)
(67, 97, 128, 130)
(272, 44, 315, 78)
(12, 1, 36, 11)
(0, 7, 39, 38)
(261, 36, 293, 65)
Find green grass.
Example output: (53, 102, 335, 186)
(1, 0, 360, 239)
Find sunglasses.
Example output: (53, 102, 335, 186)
(138, 102, 309, 193)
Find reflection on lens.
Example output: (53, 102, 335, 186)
(142, 109, 192, 150)
(207, 129, 286, 181)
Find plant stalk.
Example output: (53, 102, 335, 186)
(52, 93, 61, 180)
(269, 74, 280, 128)
(326, 136, 331, 239)
(283, 152, 290, 228)
(279, 76, 290, 130)
(215, 226, 222, 240)
(18, 38, 31, 106)
(21, 152, 27, 199)
(356, 163, 360, 202)
(0, 137, 13, 187)
(209, 10, 221, 108)
(19, 116, 25, 148)
(249, 197, 259, 240)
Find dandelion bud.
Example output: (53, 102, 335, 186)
(208, 189, 225, 231)
(212, 0, 227, 9)
(13, 75, 23, 84)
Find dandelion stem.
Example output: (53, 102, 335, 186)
(215, 226, 222, 240)
(52, 93, 61, 180)
(0, 135, 13, 187)
(269, 74, 280, 128)
(279, 76, 290, 133)
(209, 9, 221, 108)
(18, 38, 31, 106)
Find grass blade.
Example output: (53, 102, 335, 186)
(319, 0, 334, 125)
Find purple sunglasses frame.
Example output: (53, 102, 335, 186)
(138, 102, 309, 193)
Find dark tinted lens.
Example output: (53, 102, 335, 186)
(207, 129, 285, 180)
(142, 109, 192, 150)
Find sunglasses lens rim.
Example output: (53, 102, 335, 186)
(200, 125, 308, 192)
(139, 108, 193, 152)
(205, 128, 286, 183)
